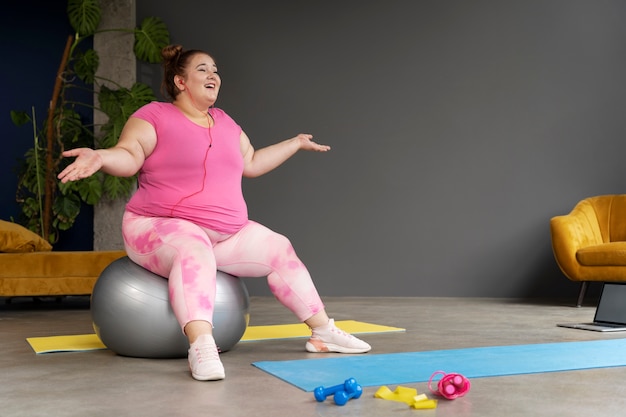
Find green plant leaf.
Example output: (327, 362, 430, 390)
(98, 119, 126, 149)
(134, 17, 170, 63)
(103, 174, 136, 200)
(98, 85, 130, 120)
(74, 48, 99, 84)
(18, 147, 47, 195)
(53, 192, 82, 231)
(97, 85, 120, 116)
(10, 110, 31, 127)
(54, 108, 94, 151)
(20, 197, 44, 235)
(129, 82, 158, 104)
(77, 175, 103, 205)
(67, 0, 101, 37)
(110, 83, 157, 121)
(98, 82, 156, 148)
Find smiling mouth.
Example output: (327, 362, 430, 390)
(205, 83, 216, 89)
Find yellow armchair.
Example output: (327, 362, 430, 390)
(550, 195, 626, 306)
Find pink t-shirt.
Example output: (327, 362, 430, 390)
(125, 102, 248, 233)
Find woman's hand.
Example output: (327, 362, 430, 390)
(296, 133, 331, 152)
(57, 148, 103, 183)
(241, 132, 330, 178)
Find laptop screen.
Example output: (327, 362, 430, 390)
(594, 283, 626, 325)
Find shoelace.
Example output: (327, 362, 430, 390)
(330, 326, 352, 337)
(315, 324, 355, 341)
(194, 343, 220, 362)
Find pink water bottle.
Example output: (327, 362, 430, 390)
(428, 370, 471, 399)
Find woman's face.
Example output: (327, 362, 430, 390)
(180, 53, 221, 106)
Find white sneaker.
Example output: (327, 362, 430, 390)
(188, 334, 225, 381)
(305, 319, 371, 354)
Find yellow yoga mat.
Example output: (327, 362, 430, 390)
(241, 320, 404, 341)
(27, 334, 106, 354)
(26, 321, 405, 354)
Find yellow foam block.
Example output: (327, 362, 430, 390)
(27, 320, 404, 353)
(241, 320, 405, 342)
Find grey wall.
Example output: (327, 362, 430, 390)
(137, 0, 626, 299)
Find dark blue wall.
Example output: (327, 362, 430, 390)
(1, 1, 93, 250)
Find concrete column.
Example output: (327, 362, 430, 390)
(92, 0, 135, 250)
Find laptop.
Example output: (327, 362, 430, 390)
(558, 282, 626, 332)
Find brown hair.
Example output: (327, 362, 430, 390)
(160, 44, 214, 100)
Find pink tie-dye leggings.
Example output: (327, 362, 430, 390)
(122, 211, 325, 331)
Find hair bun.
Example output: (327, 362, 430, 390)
(161, 44, 184, 63)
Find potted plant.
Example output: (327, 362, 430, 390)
(10, 0, 169, 244)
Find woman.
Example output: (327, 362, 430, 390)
(58, 44, 370, 381)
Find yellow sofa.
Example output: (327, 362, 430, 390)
(0, 250, 127, 297)
(550, 195, 626, 306)
(0, 219, 125, 298)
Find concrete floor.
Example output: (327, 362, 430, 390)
(2, 295, 626, 417)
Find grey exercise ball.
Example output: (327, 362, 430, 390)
(91, 256, 250, 359)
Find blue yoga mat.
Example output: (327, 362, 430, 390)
(253, 338, 626, 391)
